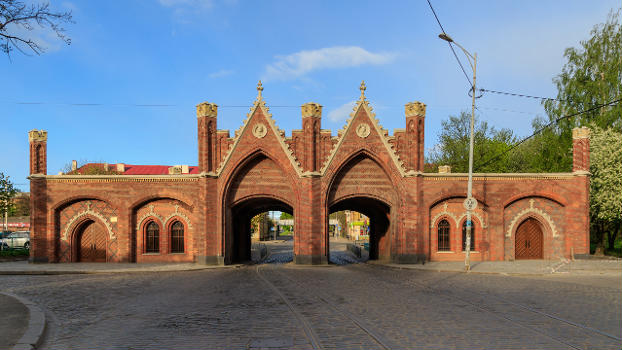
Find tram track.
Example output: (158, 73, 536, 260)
(362, 264, 621, 349)
(255, 264, 394, 350)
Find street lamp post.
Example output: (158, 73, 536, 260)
(438, 33, 477, 272)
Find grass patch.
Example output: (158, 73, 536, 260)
(0, 248, 29, 257)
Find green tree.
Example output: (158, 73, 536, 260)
(0, 172, 17, 223)
(531, 9, 622, 172)
(589, 126, 622, 255)
(427, 111, 520, 173)
(533, 9, 622, 254)
(8, 191, 29, 217)
(280, 212, 293, 220)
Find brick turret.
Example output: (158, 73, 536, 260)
(572, 127, 590, 173)
(404, 101, 426, 172)
(29, 129, 47, 175)
(301, 102, 322, 172)
(197, 102, 218, 173)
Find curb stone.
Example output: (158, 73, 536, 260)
(0, 264, 243, 275)
(1, 292, 46, 350)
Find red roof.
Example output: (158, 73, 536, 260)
(69, 163, 199, 175)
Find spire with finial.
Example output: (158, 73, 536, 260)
(360, 80, 366, 99)
(257, 80, 264, 100)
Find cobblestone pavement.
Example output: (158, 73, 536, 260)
(0, 262, 619, 350)
(260, 236, 363, 265)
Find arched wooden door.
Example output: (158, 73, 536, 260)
(77, 221, 107, 262)
(515, 218, 543, 259)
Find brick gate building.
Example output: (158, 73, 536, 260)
(28, 83, 591, 264)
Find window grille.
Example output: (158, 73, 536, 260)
(438, 219, 450, 251)
(171, 221, 184, 253)
(146, 221, 159, 253)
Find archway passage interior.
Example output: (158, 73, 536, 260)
(227, 197, 293, 264)
(329, 197, 391, 261)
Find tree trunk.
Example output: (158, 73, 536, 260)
(594, 220, 606, 256)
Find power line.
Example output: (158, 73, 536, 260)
(426, 0, 446, 33)
(480, 88, 563, 102)
(477, 106, 537, 115)
(3, 100, 303, 108)
(425, 0, 473, 88)
(474, 98, 621, 170)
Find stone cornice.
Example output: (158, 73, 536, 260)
(422, 172, 581, 180)
(33, 174, 201, 182)
(30, 171, 586, 182)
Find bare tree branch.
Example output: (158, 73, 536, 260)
(0, 0, 73, 58)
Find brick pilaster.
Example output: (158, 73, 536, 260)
(301, 103, 322, 172)
(572, 127, 590, 172)
(197, 102, 218, 173)
(404, 102, 426, 172)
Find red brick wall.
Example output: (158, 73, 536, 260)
(29, 98, 591, 264)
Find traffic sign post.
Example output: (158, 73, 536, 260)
(463, 197, 477, 271)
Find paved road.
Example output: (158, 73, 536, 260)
(0, 262, 619, 350)
(262, 236, 364, 265)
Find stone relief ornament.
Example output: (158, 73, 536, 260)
(252, 123, 268, 138)
(356, 123, 371, 138)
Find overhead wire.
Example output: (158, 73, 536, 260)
(425, 0, 473, 88)
(479, 88, 564, 102)
(474, 98, 621, 171)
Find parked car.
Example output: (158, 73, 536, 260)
(1, 231, 30, 250)
(0, 231, 11, 239)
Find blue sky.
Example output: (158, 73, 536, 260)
(1, 0, 619, 191)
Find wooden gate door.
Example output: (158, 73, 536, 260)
(515, 218, 543, 259)
(79, 222, 107, 262)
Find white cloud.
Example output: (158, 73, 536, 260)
(327, 101, 356, 122)
(208, 69, 234, 78)
(262, 46, 396, 81)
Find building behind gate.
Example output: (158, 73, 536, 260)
(28, 83, 591, 264)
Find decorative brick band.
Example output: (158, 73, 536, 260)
(136, 205, 165, 231)
(62, 201, 115, 241)
(506, 199, 558, 238)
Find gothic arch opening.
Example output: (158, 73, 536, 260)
(326, 153, 396, 263)
(226, 197, 294, 264)
(73, 219, 107, 262)
(515, 218, 543, 259)
(224, 153, 297, 264)
(329, 197, 391, 262)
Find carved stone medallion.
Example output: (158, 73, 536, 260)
(252, 123, 268, 138)
(356, 123, 371, 138)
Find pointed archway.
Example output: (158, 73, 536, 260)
(224, 153, 296, 264)
(326, 153, 397, 262)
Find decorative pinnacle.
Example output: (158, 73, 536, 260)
(360, 80, 366, 99)
(257, 80, 264, 100)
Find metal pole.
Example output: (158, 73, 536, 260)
(465, 52, 477, 272)
(3, 181, 7, 231)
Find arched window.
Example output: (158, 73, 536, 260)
(145, 221, 159, 253)
(437, 219, 450, 251)
(34, 145, 41, 173)
(462, 220, 475, 251)
(171, 221, 184, 253)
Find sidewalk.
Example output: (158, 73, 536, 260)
(0, 257, 620, 276)
(0, 261, 239, 275)
(378, 258, 622, 276)
(0, 292, 46, 350)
